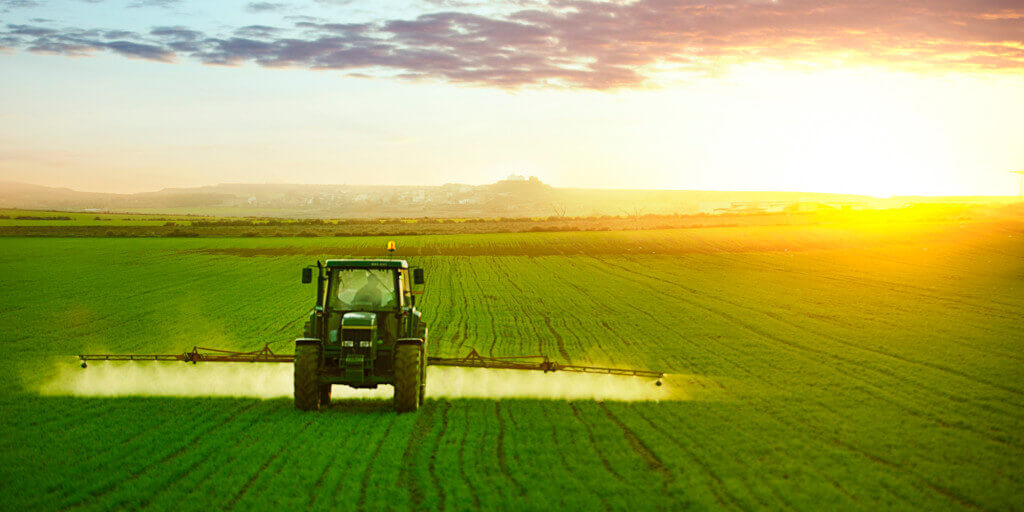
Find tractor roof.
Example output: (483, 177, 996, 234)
(325, 259, 408, 269)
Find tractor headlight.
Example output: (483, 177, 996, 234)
(359, 341, 373, 348)
(341, 340, 354, 347)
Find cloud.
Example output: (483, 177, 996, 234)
(150, 26, 202, 41)
(2, 0, 1022, 89)
(1, 0, 41, 13)
(128, 0, 180, 8)
(234, 25, 282, 38)
(246, 2, 285, 12)
(103, 40, 174, 60)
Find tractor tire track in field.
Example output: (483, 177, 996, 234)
(785, 250, 1022, 319)
(225, 416, 317, 510)
(541, 402, 613, 512)
(641, 256, 1024, 401)
(597, 402, 675, 492)
(642, 405, 788, 512)
(786, 410, 985, 511)
(307, 443, 336, 510)
(433, 258, 468, 356)
(621, 254, 1024, 401)
(755, 306, 1024, 399)
(677, 399, 903, 510)
(488, 257, 542, 359)
(306, 413, 379, 511)
(523, 258, 608, 363)
(493, 402, 525, 497)
(461, 258, 498, 357)
(568, 402, 627, 484)
(690, 333, 1004, 509)
(64, 399, 230, 480)
(541, 316, 572, 364)
(656, 348, 860, 507)
(356, 415, 397, 512)
(684, 332, 999, 509)
(451, 258, 476, 356)
(494, 258, 524, 293)
(235, 415, 344, 509)
(457, 403, 483, 510)
(532, 257, 619, 363)
(621, 405, 741, 511)
(724, 311, 1020, 448)
(429, 401, 452, 511)
(131, 405, 278, 511)
(592, 257, 1024, 447)
(573, 256, 746, 371)
(725, 312, 1024, 429)
(59, 401, 261, 510)
(399, 400, 438, 508)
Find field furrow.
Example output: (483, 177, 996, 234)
(2, 222, 1021, 511)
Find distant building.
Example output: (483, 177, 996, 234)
(698, 201, 731, 214)
(506, 174, 526, 181)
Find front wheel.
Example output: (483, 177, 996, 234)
(394, 344, 422, 413)
(294, 344, 320, 411)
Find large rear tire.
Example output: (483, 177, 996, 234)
(319, 384, 332, 407)
(294, 344, 320, 411)
(417, 325, 428, 404)
(394, 344, 421, 413)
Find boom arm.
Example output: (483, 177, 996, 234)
(426, 348, 664, 379)
(78, 345, 664, 381)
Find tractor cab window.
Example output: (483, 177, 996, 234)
(329, 269, 397, 310)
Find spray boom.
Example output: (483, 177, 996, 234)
(78, 345, 664, 385)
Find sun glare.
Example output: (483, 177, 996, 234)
(634, 66, 1010, 197)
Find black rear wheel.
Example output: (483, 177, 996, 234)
(294, 344, 320, 411)
(417, 325, 428, 404)
(394, 344, 421, 413)
(319, 384, 332, 406)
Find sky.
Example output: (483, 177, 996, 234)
(0, 0, 1022, 196)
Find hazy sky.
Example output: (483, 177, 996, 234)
(1, 0, 1022, 196)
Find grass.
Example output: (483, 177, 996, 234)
(0, 219, 1022, 510)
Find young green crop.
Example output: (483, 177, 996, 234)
(0, 220, 1021, 510)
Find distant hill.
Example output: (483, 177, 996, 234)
(0, 178, 1017, 218)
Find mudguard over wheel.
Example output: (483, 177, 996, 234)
(294, 343, 320, 411)
(394, 344, 422, 413)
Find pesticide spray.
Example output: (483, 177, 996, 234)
(39, 359, 702, 402)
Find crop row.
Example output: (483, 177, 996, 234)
(0, 223, 1021, 510)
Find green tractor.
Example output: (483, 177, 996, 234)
(295, 257, 427, 412)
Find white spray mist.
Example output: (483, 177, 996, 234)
(39, 360, 697, 402)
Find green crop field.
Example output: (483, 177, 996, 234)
(1, 220, 1022, 511)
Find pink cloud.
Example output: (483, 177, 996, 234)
(2, 0, 1021, 88)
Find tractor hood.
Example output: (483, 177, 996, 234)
(341, 311, 377, 329)
(325, 259, 408, 269)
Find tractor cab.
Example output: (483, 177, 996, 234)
(297, 254, 428, 411)
(323, 260, 411, 347)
